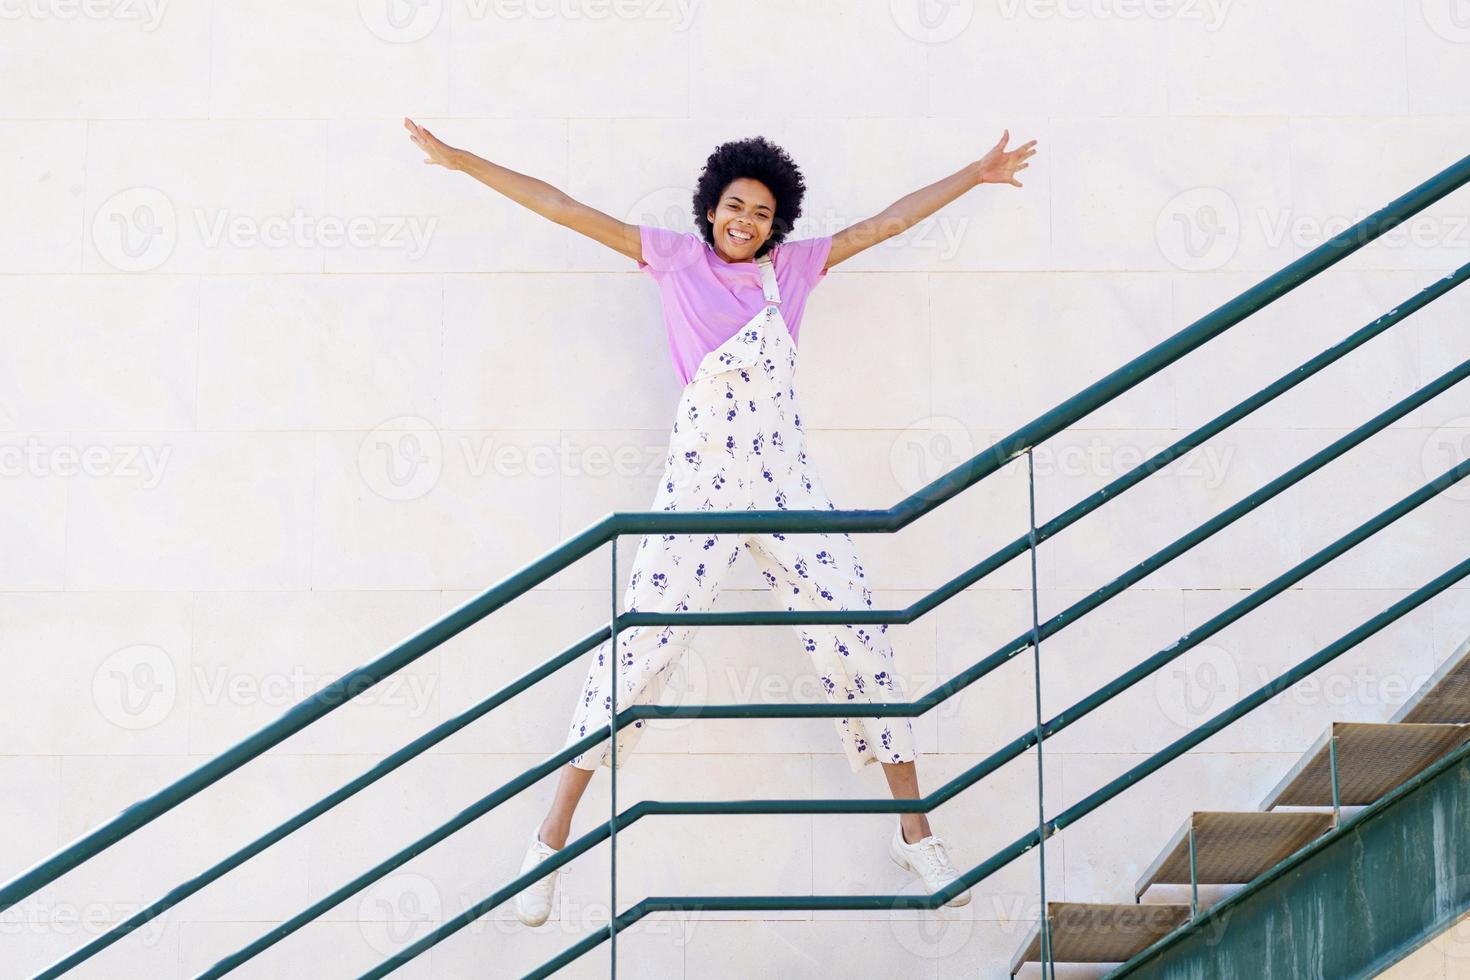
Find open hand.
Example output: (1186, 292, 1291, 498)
(976, 130, 1037, 188)
(404, 117, 460, 170)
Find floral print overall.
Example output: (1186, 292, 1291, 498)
(564, 250, 917, 774)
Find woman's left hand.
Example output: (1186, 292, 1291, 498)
(975, 130, 1038, 188)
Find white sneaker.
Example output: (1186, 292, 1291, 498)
(513, 829, 562, 927)
(889, 824, 971, 908)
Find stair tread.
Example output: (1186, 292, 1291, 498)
(1009, 901, 1191, 974)
(1135, 810, 1334, 898)
(1392, 635, 1470, 724)
(1260, 721, 1469, 810)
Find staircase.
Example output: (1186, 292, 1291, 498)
(3, 151, 1470, 979)
(1010, 637, 1470, 977)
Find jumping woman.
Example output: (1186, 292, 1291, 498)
(403, 118, 1037, 927)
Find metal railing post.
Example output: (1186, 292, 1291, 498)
(1188, 824, 1199, 917)
(1027, 448, 1056, 979)
(610, 538, 619, 978)
(1329, 734, 1342, 827)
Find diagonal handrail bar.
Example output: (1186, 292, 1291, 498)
(39, 268, 1470, 976)
(199, 386, 1470, 977)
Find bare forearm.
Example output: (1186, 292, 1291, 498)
(822, 131, 1035, 270)
(447, 146, 573, 225)
(828, 160, 983, 266)
(870, 161, 983, 239)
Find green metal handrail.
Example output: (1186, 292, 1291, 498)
(509, 546, 1470, 980)
(33, 260, 1469, 979)
(312, 442, 1469, 978)
(5, 149, 1468, 977)
(254, 374, 1468, 980)
(194, 274, 1470, 974)
(35, 254, 1470, 978)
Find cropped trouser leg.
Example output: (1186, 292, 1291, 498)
(564, 522, 742, 771)
(742, 467, 918, 773)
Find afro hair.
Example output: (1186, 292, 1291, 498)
(692, 135, 808, 256)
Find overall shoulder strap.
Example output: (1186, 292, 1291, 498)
(756, 252, 781, 305)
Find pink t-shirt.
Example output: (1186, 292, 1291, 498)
(636, 224, 834, 385)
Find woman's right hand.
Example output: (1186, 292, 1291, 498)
(404, 117, 460, 170)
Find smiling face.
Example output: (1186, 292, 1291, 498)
(706, 177, 776, 263)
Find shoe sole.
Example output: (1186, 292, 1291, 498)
(515, 863, 559, 927)
(515, 910, 549, 927)
(515, 886, 556, 928)
(889, 840, 972, 908)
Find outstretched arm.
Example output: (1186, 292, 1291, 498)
(826, 129, 1037, 269)
(404, 117, 643, 263)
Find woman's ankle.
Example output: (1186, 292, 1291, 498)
(538, 822, 569, 850)
(899, 816, 932, 845)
